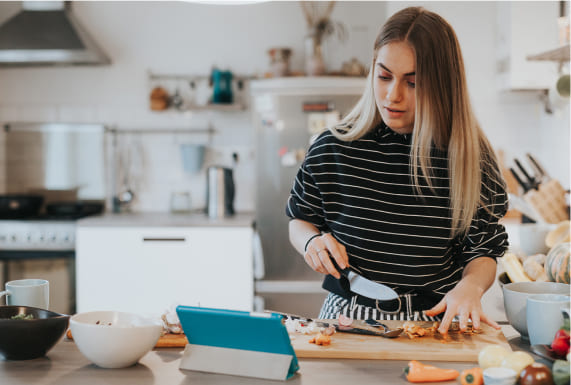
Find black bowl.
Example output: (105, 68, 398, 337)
(0, 306, 69, 360)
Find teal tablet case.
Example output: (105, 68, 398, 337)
(176, 305, 299, 380)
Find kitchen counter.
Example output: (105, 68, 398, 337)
(0, 328, 547, 385)
(77, 212, 254, 228)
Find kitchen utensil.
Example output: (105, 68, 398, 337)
(0, 306, 69, 360)
(211, 68, 233, 104)
(170, 191, 191, 213)
(523, 178, 569, 224)
(507, 193, 545, 223)
(0, 279, 49, 309)
(514, 158, 539, 190)
(270, 311, 402, 338)
(331, 259, 399, 301)
(180, 144, 205, 174)
(0, 194, 44, 219)
(45, 200, 104, 219)
(364, 318, 404, 338)
(70, 311, 162, 369)
(502, 281, 570, 339)
(206, 166, 235, 218)
(530, 344, 560, 362)
(526, 294, 570, 345)
(526, 153, 550, 181)
(290, 320, 511, 361)
(509, 167, 531, 192)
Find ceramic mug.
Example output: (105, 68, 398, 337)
(526, 294, 571, 345)
(0, 279, 49, 309)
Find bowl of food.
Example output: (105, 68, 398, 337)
(70, 311, 162, 369)
(0, 306, 69, 360)
(502, 281, 570, 339)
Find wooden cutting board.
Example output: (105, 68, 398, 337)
(290, 320, 511, 362)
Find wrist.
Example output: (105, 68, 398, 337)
(304, 233, 321, 252)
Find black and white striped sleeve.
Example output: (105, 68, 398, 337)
(285, 145, 328, 231)
(458, 160, 509, 265)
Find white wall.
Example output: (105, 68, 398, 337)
(0, 1, 568, 213)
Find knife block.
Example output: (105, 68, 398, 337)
(523, 179, 569, 224)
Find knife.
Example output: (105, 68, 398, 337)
(526, 153, 551, 182)
(509, 167, 531, 193)
(514, 158, 539, 190)
(268, 310, 397, 337)
(330, 259, 399, 301)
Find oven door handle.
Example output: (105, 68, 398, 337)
(142, 237, 186, 242)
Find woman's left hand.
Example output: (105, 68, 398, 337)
(425, 262, 500, 334)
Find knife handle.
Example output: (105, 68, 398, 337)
(514, 158, 538, 190)
(330, 258, 351, 278)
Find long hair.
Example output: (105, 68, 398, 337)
(332, 6, 503, 237)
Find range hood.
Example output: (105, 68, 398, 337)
(0, 1, 110, 67)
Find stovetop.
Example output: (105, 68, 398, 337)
(0, 218, 78, 251)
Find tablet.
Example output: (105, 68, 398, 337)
(176, 305, 299, 380)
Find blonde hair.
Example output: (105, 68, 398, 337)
(332, 7, 503, 237)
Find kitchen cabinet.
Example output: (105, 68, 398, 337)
(495, 2, 560, 90)
(76, 226, 253, 315)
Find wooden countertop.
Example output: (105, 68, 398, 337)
(0, 327, 548, 385)
(77, 212, 254, 228)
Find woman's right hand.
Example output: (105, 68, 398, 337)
(304, 233, 349, 279)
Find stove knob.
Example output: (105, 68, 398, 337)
(26, 233, 32, 242)
(48, 233, 56, 242)
(11, 235, 17, 242)
(38, 234, 45, 242)
(0, 235, 5, 242)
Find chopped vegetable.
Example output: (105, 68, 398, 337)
(403, 360, 459, 383)
(460, 367, 483, 385)
(308, 332, 331, 346)
(500, 351, 535, 375)
(478, 344, 510, 369)
(553, 359, 571, 385)
(11, 314, 34, 320)
(519, 362, 554, 385)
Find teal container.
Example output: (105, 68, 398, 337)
(211, 69, 233, 104)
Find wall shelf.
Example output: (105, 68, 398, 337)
(527, 43, 570, 62)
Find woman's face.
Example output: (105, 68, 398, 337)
(373, 41, 416, 134)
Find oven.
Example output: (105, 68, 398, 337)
(0, 122, 107, 314)
(0, 220, 77, 314)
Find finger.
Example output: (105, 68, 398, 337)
(425, 299, 446, 317)
(458, 309, 470, 331)
(438, 308, 456, 335)
(318, 250, 341, 279)
(470, 310, 481, 330)
(323, 235, 348, 268)
(304, 251, 326, 275)
(479, 312, 500, 330)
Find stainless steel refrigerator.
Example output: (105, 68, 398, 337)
(250, 77, 365, 317)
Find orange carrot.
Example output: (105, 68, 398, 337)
(404, 360, 459, 383)
(460, 367, 483, 385)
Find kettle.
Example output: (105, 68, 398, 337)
(206, 166, 235, 218)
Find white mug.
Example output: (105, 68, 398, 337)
(0, 279, 49, 309)
(526, 294, 571, 346)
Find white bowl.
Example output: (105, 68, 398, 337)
(502, 281, 570, 339)
(483, 367, 517, 385)
(70, 311, 162, 369)
(517, 223, 556, 255)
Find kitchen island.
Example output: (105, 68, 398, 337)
(0, 327, 546, 385)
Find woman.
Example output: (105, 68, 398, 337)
(286, 6, 508, 334)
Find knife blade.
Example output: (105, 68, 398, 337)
(330, 259, 399, 301)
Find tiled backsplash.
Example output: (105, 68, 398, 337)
(0, 108, 257, 213)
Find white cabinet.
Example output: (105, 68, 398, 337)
(496, 2, 560, 90)
(76, 226, 253, 315)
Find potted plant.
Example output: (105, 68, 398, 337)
(301, 1, 347, 76)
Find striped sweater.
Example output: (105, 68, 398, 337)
(286, 123, 509, 301)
